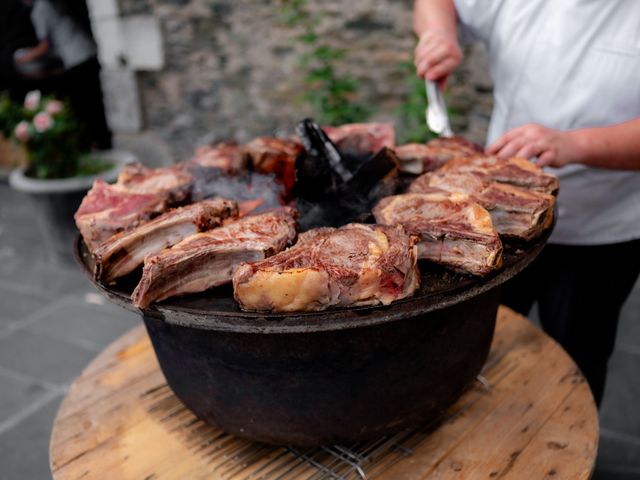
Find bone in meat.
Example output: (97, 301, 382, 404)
(117, 163, 194, 204)
(131, 207, 298, 308)
(188, 142, 247, 172)
(438, 155, 559, 195)
(94, 198, 238, 283)
(233, 223, 419, 312)
(394, 136, 482, 175)
(410, 171, 555, 241)
(323, 123, 396, 156)
(373, 192, 503, 276)
(242, 137, 303, 195)
(75, 179, 169, 252)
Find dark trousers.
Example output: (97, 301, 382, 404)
(500, 239, 640, 406)
(63, 56, 112, 150)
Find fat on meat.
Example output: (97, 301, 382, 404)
(373, 191, 503, 276)
(94, 198, 238, 282)
(131, 207, 298, 308)
(410, 171, 555, 241)
(233, 223, 419, 312)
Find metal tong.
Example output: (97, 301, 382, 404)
(425, 80, 453, 137)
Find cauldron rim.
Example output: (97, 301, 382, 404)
(74, 224, 551, 334)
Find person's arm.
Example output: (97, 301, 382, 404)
(15, 40, 50, 64)
(486, 120, 640, 170)
(413, 0, 462, 87)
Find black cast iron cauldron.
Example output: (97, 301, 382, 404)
(75, 230, 549, 447)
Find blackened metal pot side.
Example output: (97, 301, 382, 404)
(74, 228, 549, 445)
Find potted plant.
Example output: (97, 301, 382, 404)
(8, 91, 135, 265)
(0, 93, 26, 171)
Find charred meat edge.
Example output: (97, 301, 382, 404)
(373, 192, 503, 276)
(93, 198, 238, 283)
(131, 207, 298, 309)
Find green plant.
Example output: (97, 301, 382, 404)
(280, 0, 370, 125)
(12, 90, 107, 179)
(0, 93, 23, 139)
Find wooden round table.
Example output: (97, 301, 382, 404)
(50, 307, 598, 479)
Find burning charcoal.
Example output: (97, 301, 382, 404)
(294, 119, 400, 230)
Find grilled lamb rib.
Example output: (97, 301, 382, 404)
(233, 223, 419, 312)
(373, 192, 503, 276)
(94, 198, 238, 283)
(439, 155, 559, 195)
(410, 171, 555, 241)
(323, 122, 396, 155)
(243, 137, 303, 195)
(117, 163, 194, 204)
(131, 207, 298, 309)
(75, 180, 169, 252)
(394, 137, 482, 174)
(189, 142, 247, 172)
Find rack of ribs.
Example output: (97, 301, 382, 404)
(394, 137, 482, 174)
(410, 171, 555, 241)
(242, 137, 303, 195)
(75, 180, 169, 253)
(438, 155, 559, 195)
(188, 142, 247, 173)
(323, 122, 396, 155)
(373, 192, 503, 276)
(116, 163, 194, 205)
(232, 223, 419, 312)
(94, 199, 238, 283)
(131, 207, 298, 309)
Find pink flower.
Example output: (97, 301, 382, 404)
(15, 121, 31, 142)
(45, 100, 64, 115)
(33, 112, 53, 133)
(24, 90, 41, 111)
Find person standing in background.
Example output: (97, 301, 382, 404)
(0, 0, 40, 100)
(413, 0, 640, 405)
(16, 0, 112, 150)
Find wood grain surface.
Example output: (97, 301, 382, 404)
(49, 306, 598, 479)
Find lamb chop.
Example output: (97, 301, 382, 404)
(373, 192, 503, 276)
(94, 198, 238, 283)
(75, 180, 169, 252)
(243, 137, 303, 195)
(323, 122, 395, 156)
(233, 223, 419, 312)
(394, 136, 482, 175)
(117, 163, 194, 205)
(410, 171, 555, 241)
(131, 207, 298, 309)
(438, 155, 559, 195)
(188, 142, 247, 172)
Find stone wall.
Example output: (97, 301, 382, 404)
(110, 0, 493, 161)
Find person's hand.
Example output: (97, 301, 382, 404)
(14, 49, 34, 65)
(486, 124, 584, 168)
(414, 29, 462, 88)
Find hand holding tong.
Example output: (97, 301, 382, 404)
(425, 80, 454, 138)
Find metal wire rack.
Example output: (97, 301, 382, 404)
(143, 353, 505, 480)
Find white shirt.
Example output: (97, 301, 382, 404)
(31, 0, 96, 70)
(454, 0, 640, 245)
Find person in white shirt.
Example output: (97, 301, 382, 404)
(16, 0, 112, 150)
(414, 0, 640, 404)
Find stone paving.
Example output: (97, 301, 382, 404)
(0, 181, 638, 479)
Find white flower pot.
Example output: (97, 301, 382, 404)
(9, 150, 136, 265)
